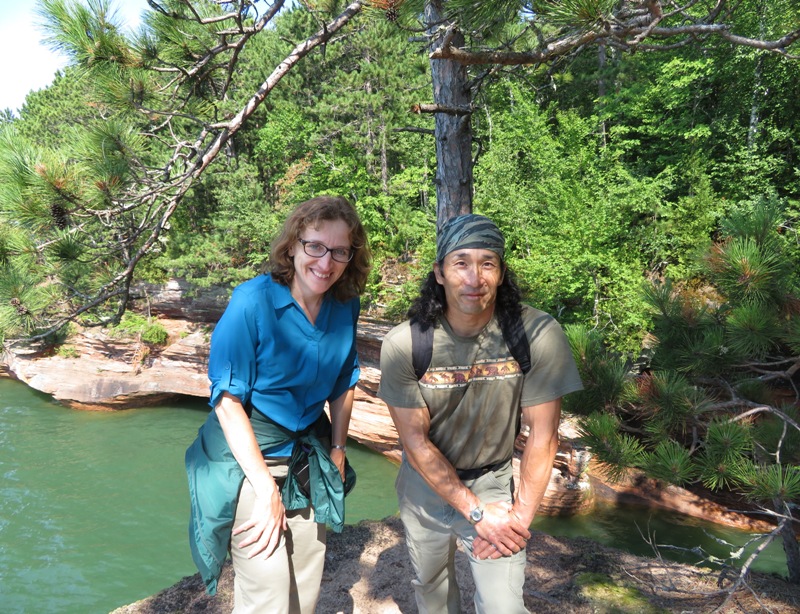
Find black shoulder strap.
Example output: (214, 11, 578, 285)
(500, 311, 531, 375)
(410, 311, 531, 380)
(410, 319, 433, 380)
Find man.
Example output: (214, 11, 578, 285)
(378, 214, 583, 613)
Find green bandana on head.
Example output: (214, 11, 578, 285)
(436, 214, 505, 263)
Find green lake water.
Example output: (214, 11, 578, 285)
(0, 377, 789, 613)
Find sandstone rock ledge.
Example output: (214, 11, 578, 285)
(111, 516, 799, 614)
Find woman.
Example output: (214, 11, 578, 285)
(186, 195, 371, 613)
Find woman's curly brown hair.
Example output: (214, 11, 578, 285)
(268, 196, 372, 302)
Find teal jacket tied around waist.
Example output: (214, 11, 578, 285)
(185, 410, 355, 595)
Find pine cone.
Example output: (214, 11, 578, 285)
(51, 202, 69, 230)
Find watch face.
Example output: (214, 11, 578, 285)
(470, 507, 483, 523)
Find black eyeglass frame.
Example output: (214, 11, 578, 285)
(297, 238, 354, 263)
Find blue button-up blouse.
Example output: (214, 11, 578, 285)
(207, 274, 361, 456)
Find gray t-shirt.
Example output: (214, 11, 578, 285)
(378, 305, 583, 469)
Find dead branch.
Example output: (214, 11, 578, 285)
(411, 103, 472, 115)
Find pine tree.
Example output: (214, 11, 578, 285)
(572, 199, 800, 585)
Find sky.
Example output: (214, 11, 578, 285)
(0, 0, 149, 113)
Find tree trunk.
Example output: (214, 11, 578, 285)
(598, 42, 608, 147)
(748, 5, 766, 150)
(777, 499, 800, 583)
(380, 123, 389, 193)
(425, 1, 473, 230)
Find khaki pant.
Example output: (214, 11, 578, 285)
(230, 463, 326, 614)
(396, 458, 528, 614)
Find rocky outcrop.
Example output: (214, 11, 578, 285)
(1, 319, 211, 410)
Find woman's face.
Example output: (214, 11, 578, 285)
(289, 219, 352, 300)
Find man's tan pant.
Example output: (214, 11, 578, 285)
(230, 468, 326, 614)
(396, 458, 528, 614)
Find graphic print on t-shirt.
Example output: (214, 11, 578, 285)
(419, 357, 522, 389)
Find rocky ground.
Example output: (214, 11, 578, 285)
(112, 516, 798, 614)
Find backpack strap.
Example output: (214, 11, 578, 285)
(410, 319, 433, 380)
(499, 311, 531, 375)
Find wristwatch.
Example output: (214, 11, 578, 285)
(468, 505, 484, 525)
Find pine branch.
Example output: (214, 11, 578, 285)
(717, 402, 800, 434)
(429, 2, 800, 66)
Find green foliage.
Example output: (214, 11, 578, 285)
(697, 451, 745, 492)
(5, 0, 799, 352)
(752, 406, 800, 465)
(642, 440, 697, 486)
(573, 571, 662, 614)
(724, 303, 782, 360)
(0, 113, 151, 334)
(16, 67, 100, 150)
(577, 412, 647, 482)
(153, 160, 279, 286)
(562, 324, 627, 415)
(708, 237, 785, 306)
(0, 261, 55, 338)
(110, 312, 169, 345)
(733, 462, 800, 504)
(705, 419, 754, 459)
(692, 420, 753, 490)
(570, 202, 799, 578)
(622, 371, 708, 441)
(57, 345, 80, 358)
(643, 282, 730, 376)
(475, 85, 661, 351)
(643, 197, 799, 381)
(535, 0, 618, 28)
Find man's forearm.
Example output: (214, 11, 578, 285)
(513, 399, 562, 526)
(513, 439, 558, 526)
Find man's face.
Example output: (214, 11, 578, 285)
(433, 248, 505, 319)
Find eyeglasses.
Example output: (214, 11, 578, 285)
(298, 238, 354, 263)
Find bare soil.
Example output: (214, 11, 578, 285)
(112, 516, 799, 614)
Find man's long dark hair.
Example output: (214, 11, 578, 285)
(406, 265, 524, 331)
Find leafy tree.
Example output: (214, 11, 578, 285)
(2, 0, 799, 341)
(144, 6, 436, 298)
(13, 67, 101, 150)
(473, 84, 664, 350)
(383, 0, 800, 226)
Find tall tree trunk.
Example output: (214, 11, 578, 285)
(748, 4, 767, 150)
(364, 48, 376, 176)
(425, 0, 473, 231)
(598, 41, 608, 147)
(380, 122, 389, 193)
